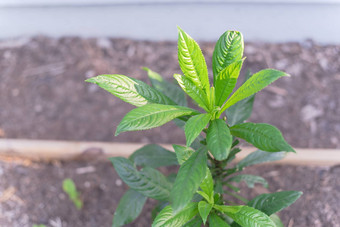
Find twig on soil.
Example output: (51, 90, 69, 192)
(76, 166, 96, 174)
(22, 62, 66, 77)
(0, 187, 24, 204)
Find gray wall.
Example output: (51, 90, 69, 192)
(1, 0, 340, 43)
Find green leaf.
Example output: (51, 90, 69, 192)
(139, 167, 172, 199)
(209, 212, 231, 227)
(214, 205, 275, 227)
(115, 104, 199, 135)
(185, 114, 211, 147)
(152, 203, 198, 227)
(166, 173, 177, 184)
(172, 145, 195, 165)
(247, 191, 303, 216)
(173, 118, 186, 130)
(226, 95, 255, 126)
(110, 157, 171, 200)
(227, 174, 268, 188)
(224, 183, 240, 193)
(129, 144, 178, 168)
(192, 192, 204, 203)
(198, 201, 213, 224)
(213, 192, 222, 204)
(207, 119, 233, 161)
(143, 67, 187, 106)
(86, 74, 174, 107)
(152, 202, 169, 221)
(171, 147, 208, 213)
(221, 69, 289, 112)
(225, 71, 255, 126)
(215, 59, 244, 106)
(237, 150, 286, 169)
(230, 123, 295, 153)
(143, 67, 163, 87)
(212, 31, 244, 83)
(177, 27, 210, 93)
(62, 178, 79, 199)
(112, 189, 147, 227)
(226, 148, 241, 164)
(183, 216, 203, 227)
(196, 191, 211, 204)
(199, 168, 214, 204)
(190, 134, 205, 150)
(214, 178, 224, 194)
(174, 74, 209, 111)
(62, 178, 83, 210)
(270, 214, 284, 227)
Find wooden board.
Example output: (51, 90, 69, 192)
(0, 139, 339, 166)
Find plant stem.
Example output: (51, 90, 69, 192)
(221, 167, 240, 178)
(224, 190, 249, 203)
(224, 200, 238, 206)
(223, 182, 240, 192)
(231, 139, 239, 148)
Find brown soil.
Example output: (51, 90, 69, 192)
(0, 36, 340, 227)
(0, 36, 339, 147)
(1, 159, 339, 227)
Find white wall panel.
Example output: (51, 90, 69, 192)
(0, 1, 339, 43)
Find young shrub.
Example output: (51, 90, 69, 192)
(62, 178, 83, 210)
(87, 27, 302, 227)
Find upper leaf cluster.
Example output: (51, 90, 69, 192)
(86, 27, 293, 156)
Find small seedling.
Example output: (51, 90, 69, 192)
(87, 27, 302, 226)
(62, 178, 83, 210)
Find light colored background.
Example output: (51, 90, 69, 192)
(1, 0, 340, 43)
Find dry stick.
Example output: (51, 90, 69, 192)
(0, 139, 339, 166)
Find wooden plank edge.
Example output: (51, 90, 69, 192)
(0, 139, 339, 166)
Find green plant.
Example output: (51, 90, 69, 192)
(86, 27, 302, 227)
(62, 178, 83, 210)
